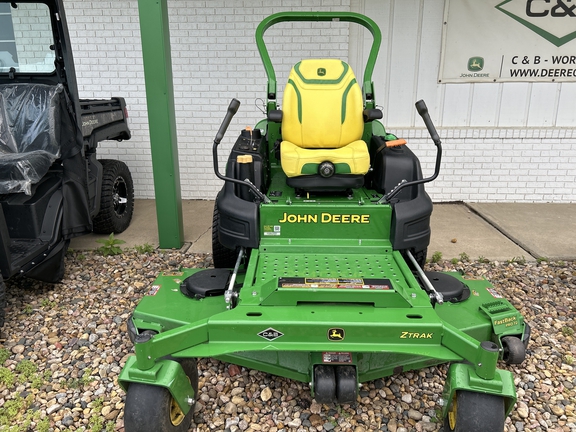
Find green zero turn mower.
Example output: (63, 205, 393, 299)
(119, 12, 530, 432)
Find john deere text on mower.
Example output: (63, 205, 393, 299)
(119, 12, 530, 432)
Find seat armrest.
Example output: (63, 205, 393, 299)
(268, 109, 283, 123)
(363, 108, 383, 122)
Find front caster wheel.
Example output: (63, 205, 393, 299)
(444, 390, 505, 432)
(502, 335, 526, 364)
(124, 359, 198, 432)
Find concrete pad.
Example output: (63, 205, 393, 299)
(71, 199, 557, 262)
(468, 203, 576, 261)
(429, 203, 530, 262)
(70, 199, 214, 252)
(183, 200, 213, 253)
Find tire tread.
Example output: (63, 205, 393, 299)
(93, 159, 134, 234)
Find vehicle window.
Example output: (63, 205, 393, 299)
(0, 2, 54, 73)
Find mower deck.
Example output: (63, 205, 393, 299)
(121, 169, 526, 421)
(123, 226, 522, 407)
(126, 249, 523, 358)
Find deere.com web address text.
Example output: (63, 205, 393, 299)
(509, 68, 576, 78)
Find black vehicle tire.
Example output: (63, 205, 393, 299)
(124, 358, 198, 432)
(0, 274, 6, 329)
(212, 200, 237, 268)
(502, 336, 526, 364)
(93, 159, 134, 234)
(403, 249, 427, 270)
(413, 248, 427, 268)
(444, 390, 505, 432)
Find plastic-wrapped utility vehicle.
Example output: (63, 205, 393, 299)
(0, 0, 134, 327)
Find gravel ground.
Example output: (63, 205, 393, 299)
(0, 249, 574, 432)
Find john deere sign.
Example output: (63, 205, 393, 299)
(440, 0, 576, 82)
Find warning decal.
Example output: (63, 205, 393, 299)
(278, 277, 391, 290)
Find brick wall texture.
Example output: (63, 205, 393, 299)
(63, 0, 576, 202)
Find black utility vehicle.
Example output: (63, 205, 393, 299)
(0, 0, 134, 326)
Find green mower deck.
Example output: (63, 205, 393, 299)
(119, 176, 525, 418)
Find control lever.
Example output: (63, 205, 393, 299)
(215, 98, 241, 145)
(212, 99, 270, 204)
(379, 100, 442, 203)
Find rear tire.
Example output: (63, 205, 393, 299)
(124, 359, 198, 432)
(212, 200, 237, 268)
(444, 390, 505, 432)
(403, 249, 427, 270)
(0, 274, 6, 329)
(413, 249, 427, 268)
(93, 159, 134, 234)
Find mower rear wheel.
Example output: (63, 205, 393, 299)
(502, 336, 526, 364)
(314, 365, 336, 404)
(444, 390, 505, 432)
(413, 249, 427, 268)
(212, 200, 237, 268)
(403, 249, 427, 270)
(124, 359, 198, 432)
(335, 366, 357, 404)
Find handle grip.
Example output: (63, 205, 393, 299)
(415, 99, 440, 146)
(215, 98, 241, 144)
(415, 99, 428, 117)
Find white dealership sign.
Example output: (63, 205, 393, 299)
(439, 0, 576, 82)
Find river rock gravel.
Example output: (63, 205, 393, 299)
(0, 250, 574, 432)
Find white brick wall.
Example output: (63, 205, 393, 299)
(64, 0, 351, 199)
(391, 128, 576, 202)
(63, 0, 576, 203)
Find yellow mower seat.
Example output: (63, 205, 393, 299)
(280, 59, 369, 190)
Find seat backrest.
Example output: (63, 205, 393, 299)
(281, 59, 364, 149)
(0, 84, 61, 157)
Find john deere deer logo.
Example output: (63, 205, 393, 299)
(468, 57, 484, 71)
(328, 328, 345, 341)
(317, 68, 326, 76)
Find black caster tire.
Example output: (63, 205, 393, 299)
(314, 365, 336, 404)
(124, 359, 198, 432)
(212, 199, 237, 268)
(502, 336, 526, 364)
(335, 366, 357, 404)
(93, 159, 134, 234)
(444, 390, 505, 432)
